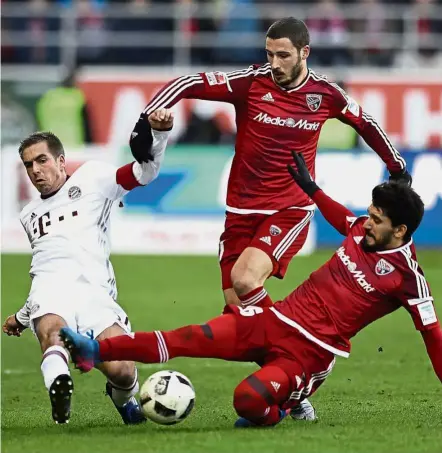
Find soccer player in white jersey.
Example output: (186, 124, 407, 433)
(2, 109, 173, 424)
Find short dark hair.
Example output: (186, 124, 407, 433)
(372, 182, 424, 242)
(266, 17, 310, 51)
(18, 131, 65, 159)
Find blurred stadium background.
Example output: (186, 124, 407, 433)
(1, 0, 442, 254)
(1, 1, 442, 451)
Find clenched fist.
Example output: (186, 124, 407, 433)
(2, 314, 26, 337)
(148, 108, 174, 131)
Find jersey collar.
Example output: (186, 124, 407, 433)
(271, 69, 311, 93)
(376, 238, 413, 254)
(40, 175, 70, 200)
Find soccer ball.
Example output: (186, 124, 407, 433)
(140, 370, 195, 425)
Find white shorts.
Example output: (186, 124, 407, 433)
(27, 275, 131, 339)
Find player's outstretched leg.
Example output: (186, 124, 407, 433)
(233, 365, 292, 428)
(61, 314, 239, 367)
(59, 328, 100, 372)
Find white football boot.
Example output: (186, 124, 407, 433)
(290, 398, 317, 421)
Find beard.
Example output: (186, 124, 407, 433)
(361, 231, 393, 252)
(273, 55, 304, 88)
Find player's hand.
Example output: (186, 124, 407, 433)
(389, 169, 412, 187)
(287, 151, 320, 197)
(148, 108, 174, 131)
(2, 314, 26, 337)
(129, 108, 173, 164)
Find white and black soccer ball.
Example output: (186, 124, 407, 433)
(140, 370, 195, 425)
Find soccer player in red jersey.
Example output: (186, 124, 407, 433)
(130, 17, 412, 309)
(60, 152, 441, 428)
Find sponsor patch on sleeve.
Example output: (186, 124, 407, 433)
(205, 71, 228, 86)
(417, 301, 437, 326)
(345, 96, 360, 117)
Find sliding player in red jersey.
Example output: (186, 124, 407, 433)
(130, 17, 411, 310)
(60, 152, 441, 428)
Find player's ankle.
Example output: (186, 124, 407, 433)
(41, 346, 70, 390)
(238, 286, 273, 308)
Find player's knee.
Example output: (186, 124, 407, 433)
(39, 327, 65, 351)
(107, 361, 137, 388)
(233, 379, 266, 421)
(223, 288, 241, 306)
(35, 314, 67, 351)
(117, 361, 136, 385)
(231, 269, 258, 296)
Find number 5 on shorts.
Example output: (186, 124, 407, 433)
(238, 306, 264, 317)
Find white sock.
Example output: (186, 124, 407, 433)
(108, 368, 139, 407)
(41, 345, 70, 390)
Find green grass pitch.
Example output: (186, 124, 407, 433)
(1, 252, 441, 453)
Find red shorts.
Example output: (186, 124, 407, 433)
(219, 209, 313, 289)
(224, 304, 335, 405)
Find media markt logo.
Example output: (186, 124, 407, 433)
(253, 112, 320, 131)
(336, 246, 375, 293)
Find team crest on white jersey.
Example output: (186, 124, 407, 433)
(68, 186, 82, 200)
(269, 225, 282, 236)
(375, 258, 395, 276)
(306, 94, 322, 112)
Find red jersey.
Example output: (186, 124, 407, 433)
(273, 215, 439, 358)
(141, 64, 406, 214)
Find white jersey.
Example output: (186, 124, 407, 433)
(16, 129, 168, 334)
(19, 129, 169, 305)
(20, 160, 126, 299)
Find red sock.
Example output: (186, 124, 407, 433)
(233, 365, 290, 426)
(99, 314, 238, 363)
(239, 286, 273, 308)
(99, 332, 161, 363)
